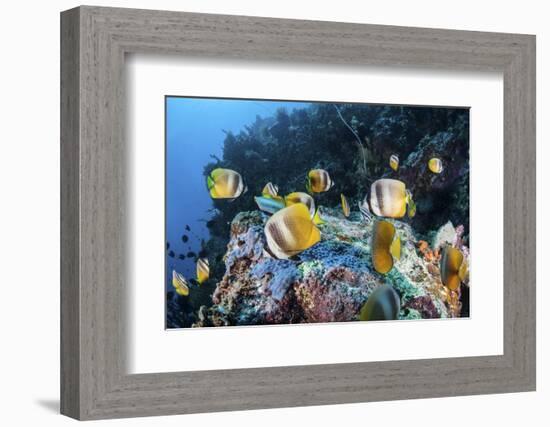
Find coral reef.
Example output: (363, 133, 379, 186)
(166, 102, 470, 327)
(194, 208, 470, 327)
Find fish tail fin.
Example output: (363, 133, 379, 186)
(207, 175, 215, 190)
(408, 200, 416, 218)
(390, 235, 401, 260)
(313, 208, 325, 225)
(305, 223, 322, 247)
(405, 190, 416, 218)
(210, 168, 225, 179)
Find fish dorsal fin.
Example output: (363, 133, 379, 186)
(209, 168, 226, 180)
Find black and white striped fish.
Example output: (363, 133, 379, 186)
(358, 196, 373, 222)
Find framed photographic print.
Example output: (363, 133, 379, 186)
(61, 6, 536, 420)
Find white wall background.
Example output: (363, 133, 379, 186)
(0, 0, 546, 425)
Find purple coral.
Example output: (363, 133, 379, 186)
(403, 296, 440, 319)
(294, 267, 377, 323)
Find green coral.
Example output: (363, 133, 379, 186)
(385, 269, 425, 302)
(298, 259, 324, 277)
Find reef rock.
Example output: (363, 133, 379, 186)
(195, 208, 466, 327)
(432, 221, 457, 250)
(401, 131, 468, 193)
(396, 130, 470, 237)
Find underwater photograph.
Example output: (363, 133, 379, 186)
(165, 96, 470, 329)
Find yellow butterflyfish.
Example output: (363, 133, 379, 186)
(428, 158, 443, 174)
(196, 258, 209, 285)
(306, 169, 334, 193)
(369, 179, 408, 219)
(371, 220, 401, 274)
(440, 246, 468, 291)
(341, 193, 350, 217)
(389, 154, 399, 171)
(265, 203, 321, 259)
(207, 168, 246, 200)
(172, 270, 189, 296)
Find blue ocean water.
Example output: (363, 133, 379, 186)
(165, 97, 311, 289)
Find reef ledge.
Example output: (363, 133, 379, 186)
(194, 208, 468, 327)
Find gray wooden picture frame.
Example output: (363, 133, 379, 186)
(60, 5, 536, 421)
